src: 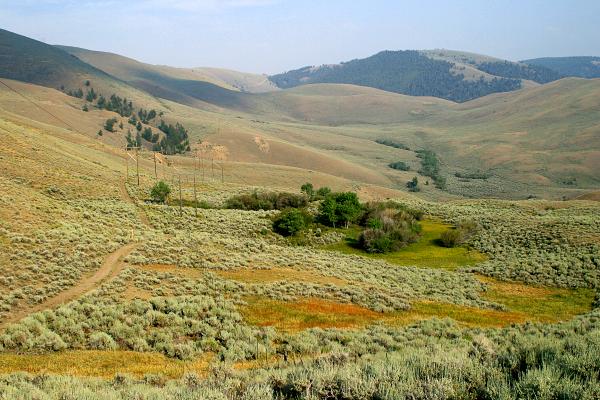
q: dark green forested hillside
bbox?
[522,56,600,78]
[269,50,522,102]
[477,60,563,83]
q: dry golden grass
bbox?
[122,285,154,300]
[217,268,347,286]
[478,276,595,323]
[137,264,206,279]
[0,351,212,379]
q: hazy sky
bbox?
[1,0,599,74]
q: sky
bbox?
[1,0,599,74]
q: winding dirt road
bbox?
[0,243,138,329]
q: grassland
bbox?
[0,39,600,398]
[323,220,487,269]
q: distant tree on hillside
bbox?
[301,183,314,199]
[104,118,117,132]
[406,176,420,192]
[150,181,171,203]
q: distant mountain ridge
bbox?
[269,50,567,102]
[522,56,600,79]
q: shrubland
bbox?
[1,172,599,399]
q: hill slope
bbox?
[0,28,113,89]
[58,46,278,94]
[0,29,167,113]
[522,56,600,79]
[269,50,562,102]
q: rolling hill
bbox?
[58,46,279,94]
[523,56,600,79]
[269,50,562,102]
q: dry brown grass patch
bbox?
[138,264,205,279]
[218,268,347,285]
[0,351,212,379]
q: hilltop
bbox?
[269,49,562,102]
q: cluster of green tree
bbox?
[477,61,562,84]
[272,208,313,236]
[358,202,423,253]
[375,139,410,150]
[439,220,479,248]
[153,121,191,155]
[522,56,600,79]
[126,130,142,148]
[141,127,159,143]
[85,88,97,102]
[455,170,491,180]
[97,94,134,117]
[65,88,83,98]
[300,183,332,201]
[269,50,522,102]
[103,117,118,132]
[406,176,420,192]
[388,161,410,171]
[225,191,308,211]
[317,192,363,229]
[415,149,446,189]
[137,108,158,124]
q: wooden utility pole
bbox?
[153,152,157,180]
[201,152,205,182]
[178,175,182,216]
[220,164,224,183]
[125,147,129,183]
[193,155,198,216]
[135,147,140,186]
[211,154,215,179]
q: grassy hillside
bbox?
[0,29,161,111]
[58,46,278,101]
[523,56,600,78]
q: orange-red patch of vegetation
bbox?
[241,297,385,332]
[242,277,595,331]
[0,351,212,379]
[218,268,347,286]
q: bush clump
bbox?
[389,161,410,171]
[440,220,479,248]
[225,191,307,211]
[272,208,312,236]
[150,181,171,204]
[358,202,422,253]
[317,192,362,228]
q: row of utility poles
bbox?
[124,145,226,216]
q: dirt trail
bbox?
[0,243,138,329]
[119,180,151,227]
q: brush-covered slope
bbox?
[522,56,600,79]
[421,78,600,193]
[269,50,563,102]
